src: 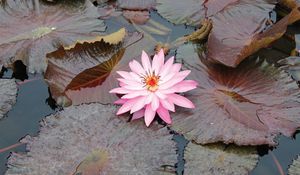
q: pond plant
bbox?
[1,0,300,174]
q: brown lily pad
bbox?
[0,79,17,119]
[0,0,106,73]
[5,103,177,175]
[171,44,300,146]
[157,0,300,67]
[206,0,297,67]
[185,142,258,175]
[45,30,156,106]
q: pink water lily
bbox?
[110,49,198,127]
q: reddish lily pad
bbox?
[5,104,177,174]
[0,79,17,119]
[156,0,300,67]
[117,0,154,24]
[45,31,156,106]
[172,44,300,146]
[206,0,297,67]
[122,10,150,24]
[0,0,106,73]
[185,142,258,175]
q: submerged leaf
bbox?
[0,0,106,73]
[185,143,258,175]
[289,155,300,175]
[172,44,300,146]
[6,104,177,174]
[45,31,156,106]
[0,79,17,119]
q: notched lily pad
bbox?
[45,30,156,106]
[289,155,300,175]
[185,142,258,175]
[0,0,106,73]
[172,44,300,146]
[6,103,177,175]
[0,79,17,119]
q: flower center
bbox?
[143,74,160,92]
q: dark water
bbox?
[0,9,300,175]
[0,71,56,174]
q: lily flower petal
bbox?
[145,104,156,127]
[157,106,172,124]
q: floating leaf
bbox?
[171,44,300,146]
[206,0,298,67]
[0,0,106,73]
[6,104,177,174]
[289,155,300,175]
[185,142,258,175]
[0,79,17,119]
[45,31,156,106]
[122,10,150,24]
[156,0,205,26]
[156,0,300,67]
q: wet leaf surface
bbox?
[185,142,258,175]
[45,30,156,105]
[0,79,17,119]
[156,0,205,26]
[289,155,300,175]
[0,0,106,73]
[6,103,177,175]
[156,0,300,67]
[206,1,300,67]
[171,44,300,146]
